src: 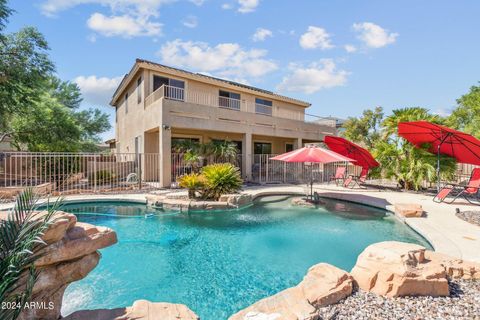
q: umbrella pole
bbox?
[310,165,313,200]
[437,145,440,192]
[436,134,450,192]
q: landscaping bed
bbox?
[318,279,480,320]
[456,210,480,227]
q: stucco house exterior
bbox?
[110,59,336,187]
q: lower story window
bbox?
[285,143,294,152]
[254,142,272,154]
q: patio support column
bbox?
[159,126,172,188]
[294,138,303,149]
[242,132,252,181]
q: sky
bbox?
[6,0,480,140]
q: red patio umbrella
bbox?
[270,145,355,198]
[398,120,480,190]
[324,136,380,170]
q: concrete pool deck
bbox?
[1,184,479,262]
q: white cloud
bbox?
[252,28,272,42]
[41,0,174,16]
[353,22,398,48]
[221,3,233,9]
[189,0,205,5]
[432,107,453,117]
[74,75,123,106]
[158,39,277,80]
[182,15,198,28]
[277,60,348,94]
[299,26,333,50]
[238,0,259,13]
[41,0,172,38]
[87,13,162,37]
[344,44,357,53]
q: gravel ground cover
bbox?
[318,280,480,320]
[456,210,480,227]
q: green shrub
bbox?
[200,163,243,200]
[178,173,205,199]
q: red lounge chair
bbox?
[434,168,480,204]
[329,166,346,186]
[344,168,369,188]
[343,176,353,188]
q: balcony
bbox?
[145,84,336,127]
[146,85,274,115]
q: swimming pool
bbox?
[60,196,431,319]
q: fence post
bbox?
[258,155,262,183]
[266,155,269,184]
[93,155,97,192]
[138,153,142,190]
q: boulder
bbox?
[394,203,423,218]
[63,300,199,320]
[32,252,101,295]
[351,241,449,297]
[35,222,117,267]
[301,263,354,308]
[229,263,353,320]
[20,253,100,320]
[2,210,119,320]
[425,251,480,280]
[219,194,253,208]
[41,211,77,244]
[33,182,55,196]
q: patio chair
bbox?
[329,166,346,186]
[433,168,480,204]
[344,168,369,189]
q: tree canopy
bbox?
[447,84,480,139]
[341,107,457,190]
[0,0,110,151]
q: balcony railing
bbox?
[165,85,185,101]
[145,84,336,127]
[218,96,241,110]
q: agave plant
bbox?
[200,163,243,200]
[0,189,60,320]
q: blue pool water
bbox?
[61,196,431,319]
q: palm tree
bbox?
[171,139,200,154]
[375,107,456,190]
[0,189,60,320]
[206,140,238,163]
[382,107,441,137]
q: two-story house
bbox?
[110,59,336,187]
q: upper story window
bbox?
[153,75,185,101]
[219,90,241,110]
[137,77,142,103]
[255,98,273,116]
[125,93,128,114]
